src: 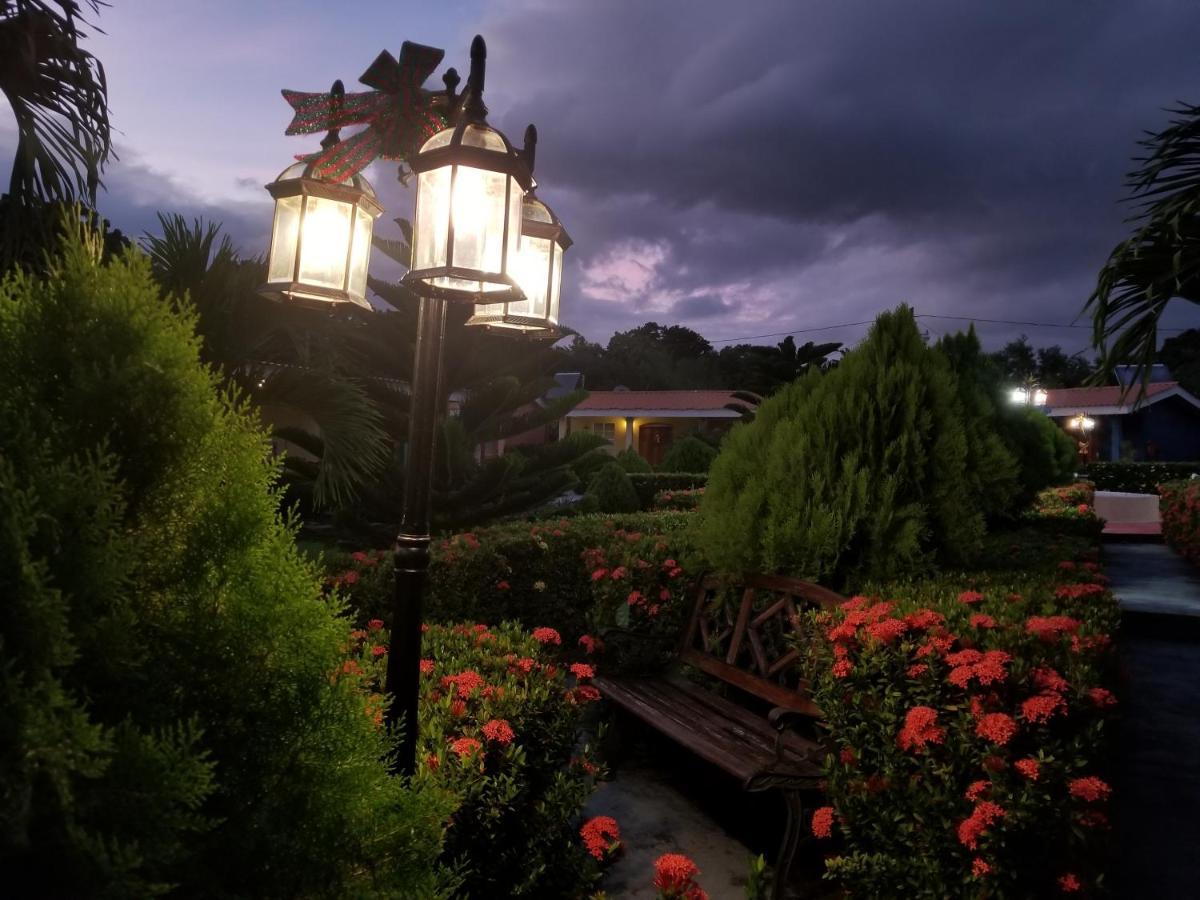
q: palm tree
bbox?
[0,1,112,268]
[143,214,392,511]
[1086,103,1200,385]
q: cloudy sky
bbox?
[2,0,1199,354]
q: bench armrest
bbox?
[767,707,826,768]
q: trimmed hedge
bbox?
[328,511,697,647]
[1085,462,1200,494]
[628,472,708,509]
[1160,479,1200,568]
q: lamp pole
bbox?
[386,292,448,774]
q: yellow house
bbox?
[565,389,759,466]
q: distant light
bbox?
[1009,387,1028,405]
[1032,389,1047,406]
[1068,414,1095,432]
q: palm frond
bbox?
[1086,103,1200,386]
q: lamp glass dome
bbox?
[404,120,532,303]
[466,194,572,335]
[259,161,382,310]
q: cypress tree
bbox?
[699,306,983,586]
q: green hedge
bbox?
[628,472,708,509]
[329,511,696,647]
[1084,462,1200,494]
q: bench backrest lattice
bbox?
[680,573,845,717]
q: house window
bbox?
[590,422,616,443]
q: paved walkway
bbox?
[1110,541,1200,898]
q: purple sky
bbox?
[2,0,1199,355]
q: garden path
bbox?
[1109,541,1200,898]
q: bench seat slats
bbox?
[593,673,823,787]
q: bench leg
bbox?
[773,790,803,900]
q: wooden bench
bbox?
[593,573,845,899]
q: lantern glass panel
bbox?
[461,124,507,150]
[415,166,451,273]
[347,205,373,301]
[512,232,552,318]
[268,195,302,283]
[297,195,353,289]
[548,242,563,324]
[444,165,508,282]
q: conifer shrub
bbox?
[587,461,643,512]
[934,329,1020,520]
[615,445,654,473]
[657,435,718,473]
[0,231,446,897]
[698,306,982,588]
[998,408,1079,502]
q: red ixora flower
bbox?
[368,618,385,631]
[419,658,435,676]
[1088,687,1117,708]
[965,780,989,802]
[958,590,985,605]
[832,659,853,679]
[580,815,621,861]
[1068,776,1112,803]
[975,713,1018,746]
[342,570,359,585]
[1058,873,1082,892]
[957,801,1006,850]
[496,580,510,590]
[654,854,705,897]
[1025,615,1082,642]
[1021,691,1068,724]
[1032,667,1070,694]
[532,627,562,645]
[811,806,835,838]
[481,718,515,744]
[897,706,945,753]
[449,736,482,758]
[579,634,599,654]
[969,613,997,629]
[570,662,596,681]
[907,663,929,678]
[1014,759,1040,781]
[972,858,991,878]
[371,644,387,658]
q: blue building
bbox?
[1043,382,1200,462]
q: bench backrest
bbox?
[679,573,845,717]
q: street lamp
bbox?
[1068,413,1096,432]
[1009,386,1047,406]
[264,37,562,775]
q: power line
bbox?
[707,313,1195,345]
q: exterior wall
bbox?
[566,415,734,459]
[1050,397,1200,462]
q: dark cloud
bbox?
[474,0,1200,350]
[670,293,733,320]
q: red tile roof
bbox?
[573,390,757,413]
[1043,382,1178,410]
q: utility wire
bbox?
[707,313,1195,345]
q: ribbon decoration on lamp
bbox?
[281,41,447,181]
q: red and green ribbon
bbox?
[282,40,446,181]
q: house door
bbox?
[638,425,673,467]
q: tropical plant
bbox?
[1087,103,1200,385]
[0,0,113,269]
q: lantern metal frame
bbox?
[259,157,384,310]
[402,40,534,305]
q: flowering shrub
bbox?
[808,528,1119,897]
[1160,479,1200,567]
[346,620,607,896]
[653,486,705,511]
[326,512,695,667]
[628,472,708,508]
[1087,461,1200,494]
[1022,482,1103,539]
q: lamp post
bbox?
[1008,385,1047,407]
[261,35,567,774]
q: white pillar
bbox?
[624,416,634,450]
